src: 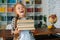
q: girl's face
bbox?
[15,4,26,18]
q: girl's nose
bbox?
[20,8,23,10]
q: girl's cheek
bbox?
[17,10,20,13]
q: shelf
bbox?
[27,13,34,16]
[35,4,42,8]
[7,3,16,5]
[0,13,7,16]
[0,3,7,5]
[27,12,34,13]
[0,21,7,25]
[7,21,12,24]
[7,13,16,16]
[7,12,34,13]
[35,12,43,14]
[7,12,34,14]
[7,12,35,16]
[26,4,34,8]
[0,12,7,13]
[27,12,43,16]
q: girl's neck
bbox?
[20,16,26,18]
[18,16,26,19]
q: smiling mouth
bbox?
[20,11,24,13]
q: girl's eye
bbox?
[18,8,20,9]
[22,7,24,8]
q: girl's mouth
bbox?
[20,11,24,13]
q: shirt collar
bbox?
[18,17,26,20]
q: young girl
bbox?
[7,3,35,40]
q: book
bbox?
[7,0,16,3]
[7,7,13,12]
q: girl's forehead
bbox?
[16,4,24,7]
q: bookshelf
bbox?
[0,0,47,29]
[7,0,35,24]
[0,0,35,29]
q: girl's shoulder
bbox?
[6,18,16,30]
[6,24,12,30]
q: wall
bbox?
[42,0,60,28]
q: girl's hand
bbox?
[13,28,21,35]
[13,28,21,38]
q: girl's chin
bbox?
[20,12,24,14]
[19,15,25,18]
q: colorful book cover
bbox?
[7,0,16,3]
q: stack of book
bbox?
[7,7,13,12]
[2,16,6,21]
[0,7,5,12]
[27,8,33,12]
[35,0,41,4]
[17,20,35,30]
[35,8,42,12]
